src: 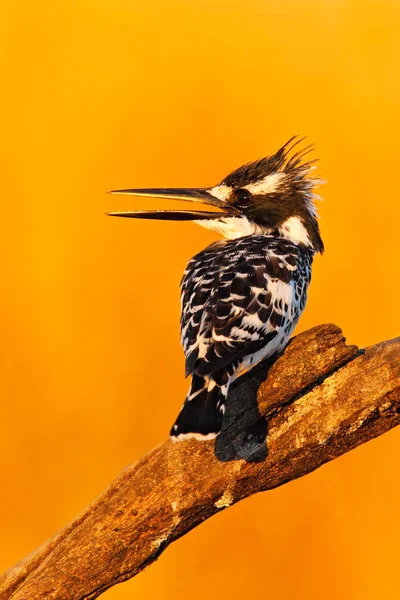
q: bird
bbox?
[108,136,324,441]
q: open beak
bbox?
[107,188,238,221]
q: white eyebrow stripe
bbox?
[207,184,232,201]
[244,172,285,195]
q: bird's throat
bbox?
[193,216,269,240]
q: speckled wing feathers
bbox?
[180,236,313,379]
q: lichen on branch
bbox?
[1,324,399,600]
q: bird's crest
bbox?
[220,135,324,216]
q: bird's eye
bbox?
[236,188,252,208]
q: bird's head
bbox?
[108,137,324,254]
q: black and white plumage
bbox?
[176,237,313,439]
[108,136,324,441]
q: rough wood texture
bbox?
[2,324,400,600]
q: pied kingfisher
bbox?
[109,137,324,441]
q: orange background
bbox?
[1,1,400,598]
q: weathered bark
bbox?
[1,324,399,600]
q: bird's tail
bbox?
[170,374,228,441]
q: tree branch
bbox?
[1,324,400,600]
